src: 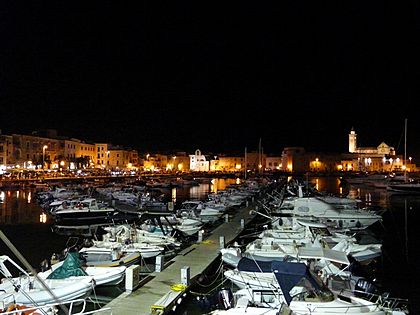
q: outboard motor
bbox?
[354,278,380,300]
[216,287,234,310]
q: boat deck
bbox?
[102,201,257,315]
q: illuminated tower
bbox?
[349,127,357,153]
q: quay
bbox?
[102,199,261,315]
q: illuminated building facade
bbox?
[0,133,13,167]
[189,149,209,172]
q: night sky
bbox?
[1,2,419,157]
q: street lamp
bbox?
[42,145,48,169]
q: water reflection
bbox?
[0,188,46,225]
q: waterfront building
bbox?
[63,138,96,169]
[171,152,189,172]
[0,130,139,172]
[11,132,60,169]
[189,149,209,172]
[341,128,403,172]
[210,155,244,172]
[281,147,308,173]
[0,133,13,167]
[142,154,169,172]
[95,143,110,169]
[107,146,138,171]
[264,156,282,171]
[0,127,416,175]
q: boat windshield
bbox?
[290,271,334,302]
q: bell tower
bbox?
[349,127,357,153]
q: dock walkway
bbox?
[102,201,258,315]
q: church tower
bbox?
[349,127,357,153]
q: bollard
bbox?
[241,218,245,228]
[197,230,204,243]
[155,255,164,272]
[181,266,190,286]
[125,264,140,292]
[225,214,229,222]
[219,236,225,249]
[246,200,249,207]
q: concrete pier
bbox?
[102,201,257,315]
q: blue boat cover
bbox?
[236,257,273,272]
[271,261,321,305]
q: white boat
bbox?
[78,246,141,267]
[386,119,420,194]
[90,238,164,259]
[53,198,116,222]
[102,224,181,248]
[0,255,94,306]
[211,261,403,315]
[387,180,420,194]
[223,247,350,290]
[275,195,382,229]
[42,252,126,287]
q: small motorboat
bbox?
[78,245,141,267]
[43,252,127,287]
[0,255,94,306]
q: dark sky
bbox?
[1,2,419,157]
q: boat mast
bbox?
[404,118,407,182]
[258,137,262,175]
[244,147,247,180]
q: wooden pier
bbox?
[102,201,258,315]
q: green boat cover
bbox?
[46,251,88,279]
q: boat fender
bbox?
[170,284,187,292]
[6,304,35,315]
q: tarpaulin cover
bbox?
[272,261,320,305]
[46,252,88,279]
[236,257,273,272]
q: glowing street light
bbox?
[42,145,48,169]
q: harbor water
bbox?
[0,176,418,314]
